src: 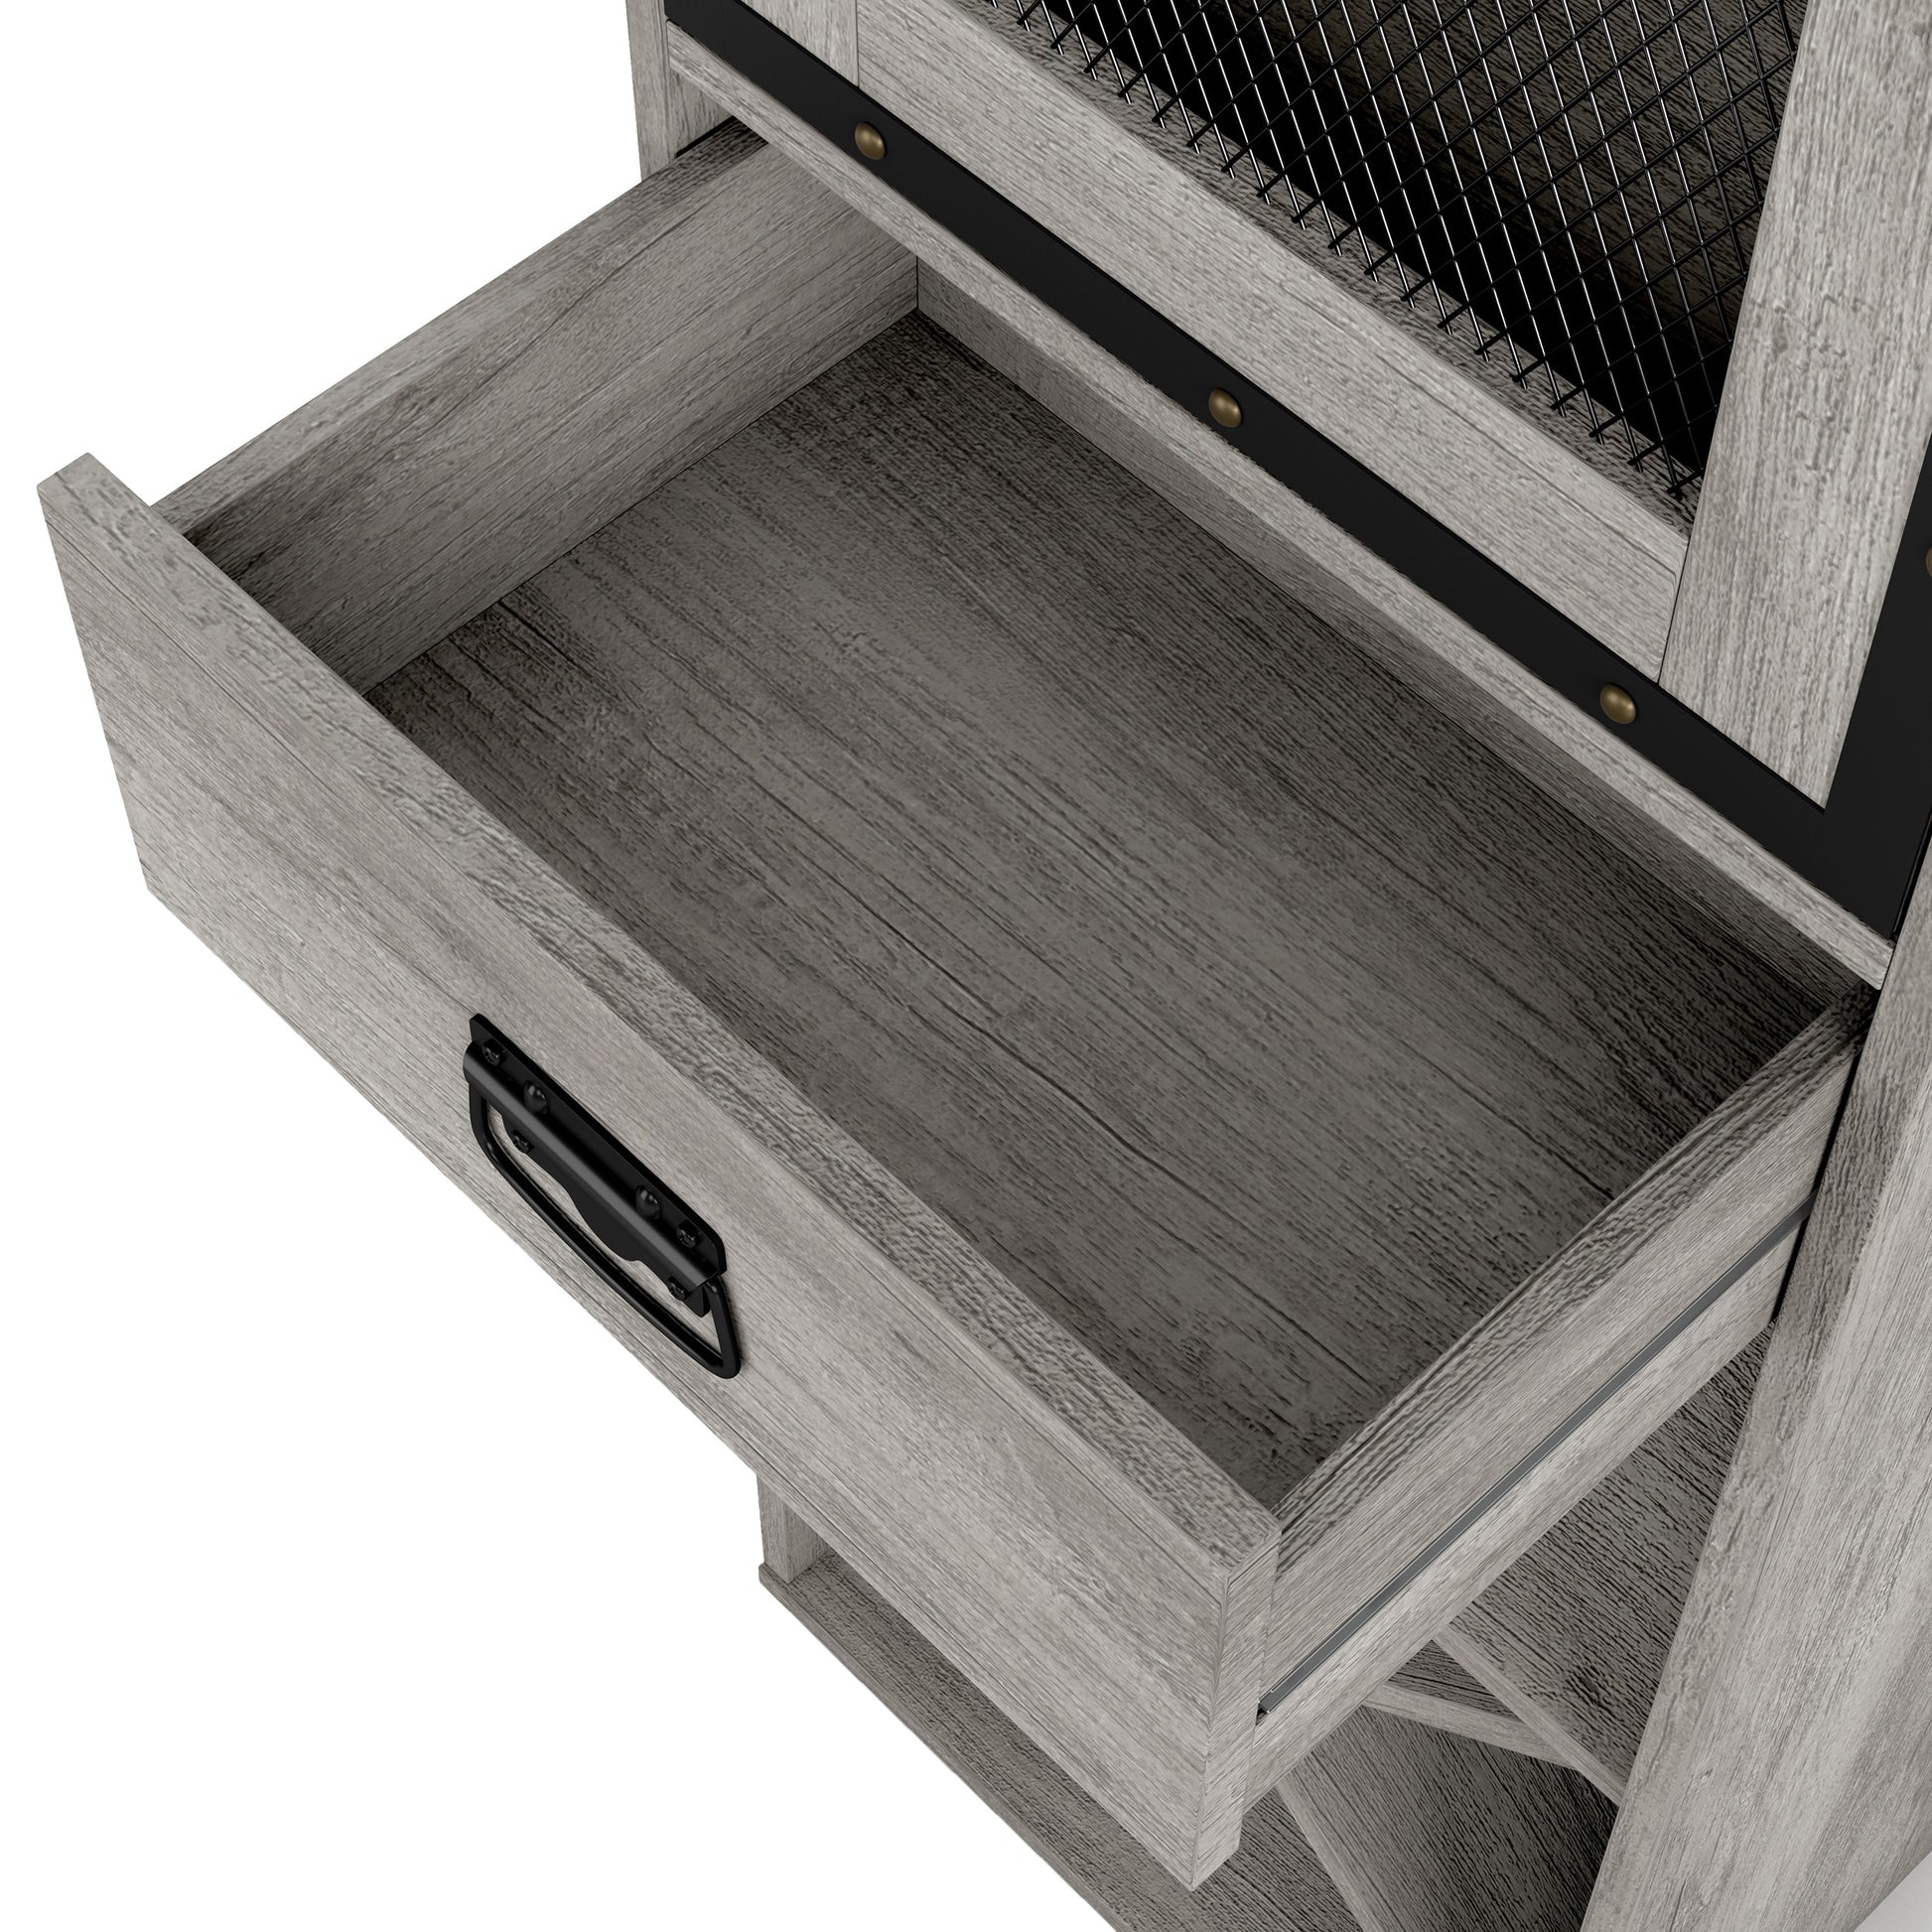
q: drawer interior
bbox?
[348,303,1822,1510]
[53,130,1866,1881]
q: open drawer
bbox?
[43,125,1865,1891]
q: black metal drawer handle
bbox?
[463,1017,742,1378]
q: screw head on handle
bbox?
[854,121,887,162]
[523,1082,549,1114]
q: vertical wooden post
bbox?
[626,0,729,177]
[758,1477,831,1584]
[1586,871,1932,1931]
[1655,0,1932,803]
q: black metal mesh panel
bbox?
[992,0,1807,498]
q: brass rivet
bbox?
[1924,543,1932,579]
[1599,683,1639,727]
[854,121,887,162]
[1207,387,1243,430]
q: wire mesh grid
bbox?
[993,0,1807,497]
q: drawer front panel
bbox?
[44,457,1283,1889]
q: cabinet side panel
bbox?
[1587,867,1932,1929]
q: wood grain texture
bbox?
[1585,881,1932,1928]
[1279,1708,1616,1932]
[1365,1645,1566,1764]
[852,0,1689,673]
[758,1476,831,1583]
[371,315,1822,1524]
[1441,1336,1767,1799]
[41,456,1283,1890]
[913,269,1885,996]
[1255,995,1864,1767]
[626,0,730,174]
[667,28,1889,991]
[743,0,857,76]
[1658,0,1932,802]
[764,1549,1360,1932]
[159,132,913,692]
[1246,1224,1798,1797]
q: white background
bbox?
[4,3,1928,1926]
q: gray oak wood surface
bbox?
[1246,1221,1797,1798]
[911,268,1883,995]
[764,1549,1361,1932]
[372,314,1823,1521]
[359,312,1861,1784]
[1584,874,1932,1928]
[851,0,1689,674]
[40,169,1892,1902]
[626,0,730,174]
[1442,1336,1767,1799]
[1366,1645,1564,1764]
[758,1477,831,1583]
[41,455,1283,1890]
[159,131,912,692]
[1253,995,1863,1777]
[1279,1708,1616,1932]
[1658,0,1932,802]
[667,29,1888,991]
[743,0,857,76]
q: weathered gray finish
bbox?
[849,0,1688,675]
[758,1477,831,1584]
[1246,1224,1796,1798]
[1658,0,1932,803]
[1279,1708,1616,1932]
[667,28,1886,992]
[367,318,1865,1789]
[1366,1645,1563,1764]
[764,1550,1360,1932]
[1586,879,1932,1929]
[743,0,856,76]
[1442,1338,1766,1798]
[1252,997,1863,1779]
[911,267,1885,997]
[159,132,913,692]
[40,455,1283,1891]
[374,315,1824,1521]
[39,149,1897,1905]
[625,0,730,174]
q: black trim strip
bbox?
[1253,1200,1811,1721]
[667,0,1932,944]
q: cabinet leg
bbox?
[1587,875,1932,1932]
[625,0,728,178]
[758,1475,832,1584]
